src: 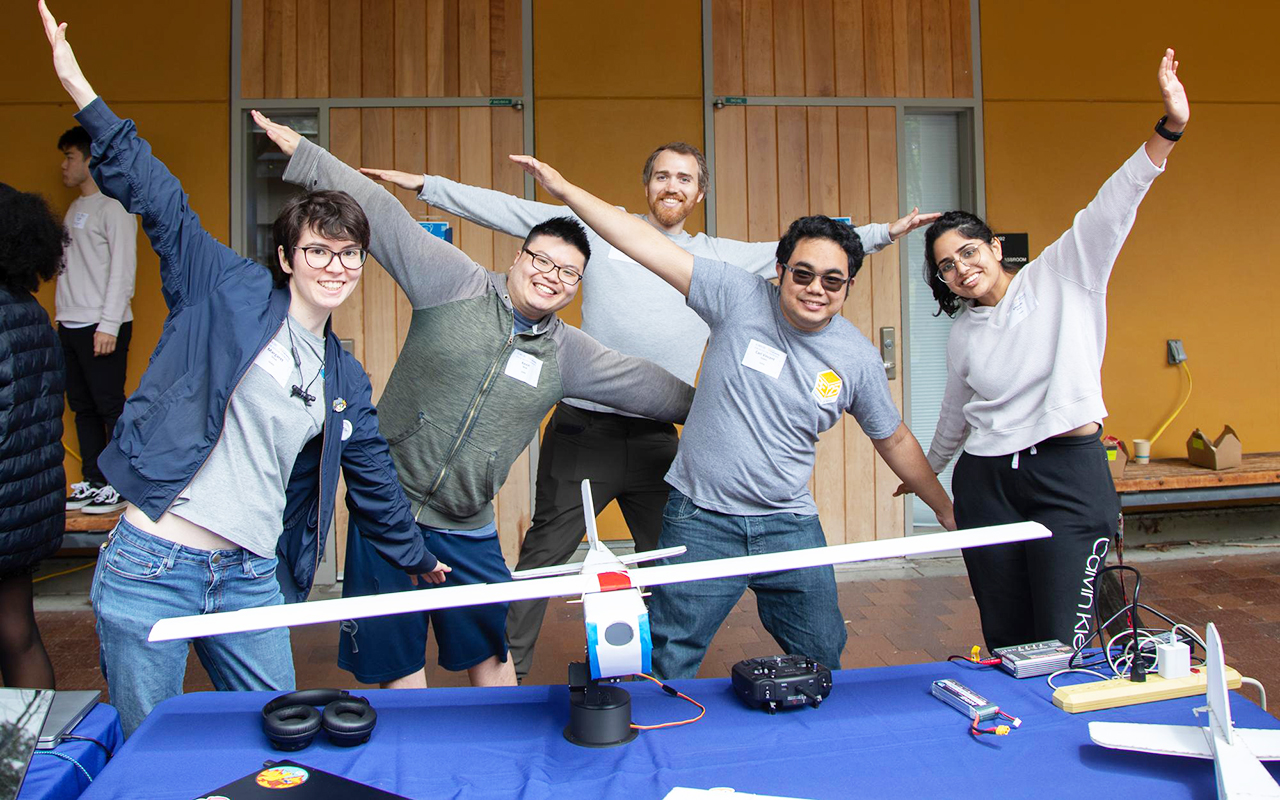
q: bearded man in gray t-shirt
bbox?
[513,154,957,678]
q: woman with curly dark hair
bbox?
[0,181,70,688]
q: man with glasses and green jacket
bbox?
[255,114,695,688]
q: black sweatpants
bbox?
[58,322,131,486]
[506,403,678,680]
[953,432,1118,653]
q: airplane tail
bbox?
[1205,623,1234,744]
[581,479,603,553]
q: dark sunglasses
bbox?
[779,263,852,292]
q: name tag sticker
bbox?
[505,349,543,388]
[254,339,294,388]
[72,212,89,230]
[608,245,640,266]
[741,339,787,379]
[1006,291,1037,329]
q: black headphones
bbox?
[261,689,377,751]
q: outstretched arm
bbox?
[512,155,695,296]
[255,111,490,309]
[38,1,95,109]
[1145,49,1188,166]
[360,168,574,240]
[40,0,257,310]
[874,423,956,531]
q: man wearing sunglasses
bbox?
[513,154,955,679]
[254,115,696,690]
[359,143,935,681]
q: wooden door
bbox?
[711,0,974,544]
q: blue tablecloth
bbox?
[78,662,1280,799]
[20,704,123,800]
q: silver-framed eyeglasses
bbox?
[294,245,368,270]
[523,248,583,286]
[936,243,986,283]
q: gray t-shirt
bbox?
[666,257,902,517]
[171,316,326,556]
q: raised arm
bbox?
[255,112,489,309]
[512,155,695,295]
[360,168,573,239]
[40,0,256,311]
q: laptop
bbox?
[37,690,101,749]
[194,761,410,799]
[0,688,55,800]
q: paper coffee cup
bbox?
[1132,439,1151,465]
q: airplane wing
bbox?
[1236,729,1280,762]
[1216,740,1280,799]
[1089,721,1214,759]
[148,521,1049,643]
[512,547,688,580]
[148,572,600,642]
[627,523,1050,588]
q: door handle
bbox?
[880,327,897,380]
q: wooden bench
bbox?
[1113,452,1280,512]
[60,509,122,554]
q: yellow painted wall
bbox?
[533,0,704,537]
[980,0,1280,458]
[0,1,230,483]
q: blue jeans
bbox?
[648,490,847,679]
[91,517,295,736]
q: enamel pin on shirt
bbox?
[332,398,346,413]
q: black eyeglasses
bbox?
[293,245,368,270]
[523,248,583,286]
[779,263,851,292]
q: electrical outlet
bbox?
[1167,339,1187,365]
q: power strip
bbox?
[1053,666,1242,713]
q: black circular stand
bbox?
[563,663,638,748]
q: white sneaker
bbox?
[82,484,126,515]
[66,481,102,511]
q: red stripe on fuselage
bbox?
[596,572,632,592]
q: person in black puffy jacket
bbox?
[0,182,69,689]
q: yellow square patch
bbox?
[812,369,842,404]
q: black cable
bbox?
[58,733,113,761]
[1069,564,1142,672]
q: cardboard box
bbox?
[1186,426,1242,471]
[1102,436,1129,479]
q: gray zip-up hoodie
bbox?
[284,140,694,530]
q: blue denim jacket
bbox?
[76,99,436,600]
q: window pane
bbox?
[904,113,964,531]
[244,112,320,268]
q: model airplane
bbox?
[1089,623,1280,799]
[150,481,1049,681]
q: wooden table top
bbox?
[65,509,122,532]
[1113,452,1280,493]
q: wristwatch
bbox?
[1154,115,1184,142]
